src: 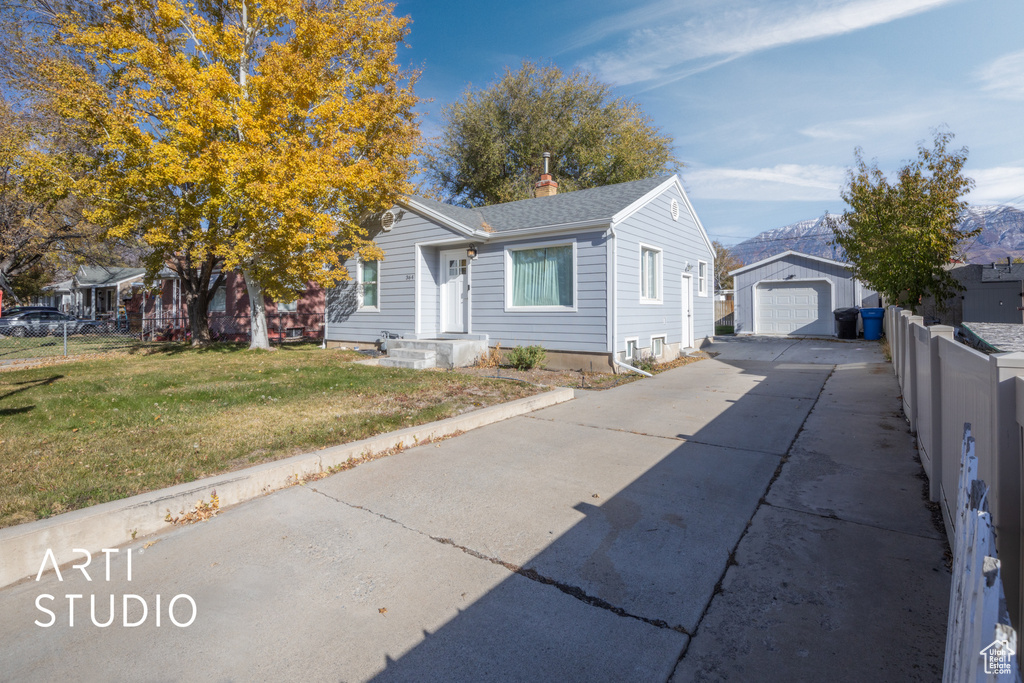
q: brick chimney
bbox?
[534,151,558,198]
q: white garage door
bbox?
[756,281,832,335]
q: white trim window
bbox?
[358,259,380,311]
[651,335,665,358]
[698,261,708,296]
[640,244,663,303]
[278,299,298,313]
[625,337,639,361]
[505,241,577,312]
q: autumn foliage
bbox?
[3,0,419,346]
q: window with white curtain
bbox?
[640,245,662,302]
[505,242,575,311]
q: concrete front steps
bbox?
[379,338,489,370]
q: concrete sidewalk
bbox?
[0,338,949,682]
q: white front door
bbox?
[441,250,468,333]
[681,273,693,348]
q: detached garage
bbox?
[730,250,876,336]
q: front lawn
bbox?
[0,344,545,528]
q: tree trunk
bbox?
[172,254,221,347]
[243,268,270,350]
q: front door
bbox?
[441,250,468,333]
[681,273,693,348]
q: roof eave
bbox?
[399,197,486,238]
[730,249,851,276]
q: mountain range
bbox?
[729,205,1024,266]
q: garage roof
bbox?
[729,250,851,277]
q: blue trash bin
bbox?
[860,307,884,341]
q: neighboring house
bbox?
[920,261,1024,327]
[326,174,716,371]
[143,269,325,341]
[730,250,877,336]
[32,266,146,318]
[31,278,73,312]
[30,266,148,319]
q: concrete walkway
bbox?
[0,337,949,682]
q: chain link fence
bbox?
[0,312,325,364]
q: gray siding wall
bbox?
[733,254,858,334]
[326,209,609,351]
[326,208,459,342]
[614,185,715,354]
[469,231,609,352]
[964,282,1023,324]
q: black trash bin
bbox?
[834,307,860,340]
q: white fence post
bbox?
[944,424,1022,683]
[929,325,955,503]
[990,353,1024,633]
[906,315,924,433]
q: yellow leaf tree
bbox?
[0,98,111,304]
[4,0,418,347]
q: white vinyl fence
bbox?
[945,424,1020,682]
[887,307,1024,678]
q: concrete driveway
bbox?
[0,337,948,682]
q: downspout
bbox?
[614,358,653,377]
[607,225,618,366]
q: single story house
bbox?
[730,250,877,336]
[30,266,146,319]
[326,174,716,371]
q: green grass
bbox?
[0,344,545,528]
[715,325,735,335]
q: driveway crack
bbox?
[666,364,837,680]
[306,486,690,636]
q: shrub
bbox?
[633,354,656,374]
[475,342,502,368]
[506,345,546,370]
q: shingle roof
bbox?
[406,175,674,233]
[76,266,146,287]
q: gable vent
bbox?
[670,199,680,221]
[380,210,396,232]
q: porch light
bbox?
[467,244,478,260]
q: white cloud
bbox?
[684,164,846,201]
[976,50,1024,101]
[578,0,963,87]
[969,167,1024,205]
[799,111,939,142]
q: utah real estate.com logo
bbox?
[981,637,1016,676]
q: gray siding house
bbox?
[731,250,877,336]
[326,175,715,370]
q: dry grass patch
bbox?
[0,344,544,527]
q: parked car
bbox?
[0,310,106,337]
[1,306,60,317]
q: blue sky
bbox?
[394,0,1024,245]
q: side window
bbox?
[698,261,708,296]
[652,336,665,358]
[640,245,663,302]
[360,260,379,310]
[625,338,639,361]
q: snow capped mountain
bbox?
[729,205,1024,266]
